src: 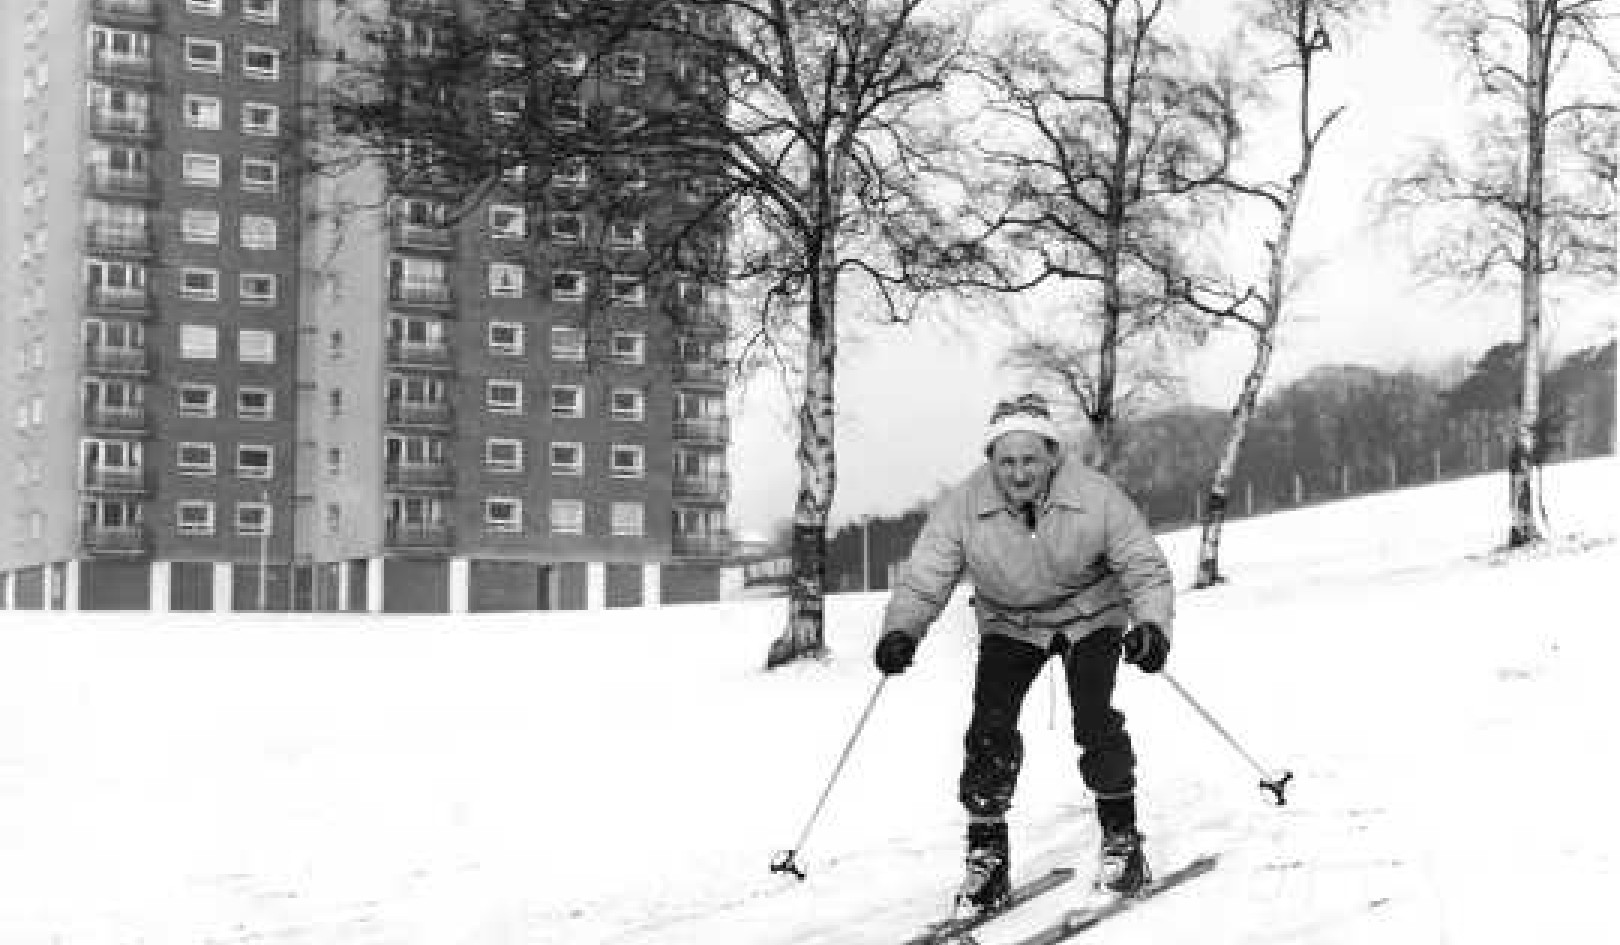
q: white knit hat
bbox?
[983,394,1062,456]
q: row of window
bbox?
[182,94,284,136]
[176,500,273,537]
[393,256,650,305]
[468,203,646,247]
[473,439,646,476]
[178,210,280,249]
[178,0,281,24]
[173,442,276,478]
[87,85,283,138]
[178,35,285,81]
[386,497,649,538]
[87,147,280,192]
[481,381,646,420]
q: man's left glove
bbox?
[873,630,918,675]
[1121,622,1170,673]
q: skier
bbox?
[872,393,1175,909]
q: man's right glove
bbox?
[1121,622,1170,673]
[873,630,918,675]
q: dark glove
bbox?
[1121,622,1170,673]
[874,631,918,675]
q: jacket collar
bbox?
[971,453,1092,518]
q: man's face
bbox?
[990,431,1057,510]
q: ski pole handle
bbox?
[1162,671,1292,805]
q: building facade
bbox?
[0,0,736,613]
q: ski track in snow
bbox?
[0,457,1615,945]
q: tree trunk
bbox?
[1509,0,1548,548]
[766,252,838,669]
[1195,329,1274,587]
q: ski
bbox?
[1005,855,1218,945]
[902,866,1077,945]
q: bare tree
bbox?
[1181,0,1371,588]
[318,0,972,667]
[966,0,1240,469]
[1383,0,1617,548]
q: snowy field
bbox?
[1,456,1616,945]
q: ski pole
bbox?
[1161,671,1293,806]
[771,675,889,880]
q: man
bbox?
[872,393,1174,908]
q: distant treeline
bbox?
[810,340,1616,593]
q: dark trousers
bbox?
[959,629,1136,820]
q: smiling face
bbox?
[989,431,1058,512]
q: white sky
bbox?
[729,0,1618,536]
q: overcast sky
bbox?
[727,0,1617,537]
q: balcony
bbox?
[386,400,454,428]
[85,224,153,257]
[91,50,157,84]
[389,282,456,310]
[386,339,455,370]
[84,344,151,376]
[386,521,454,552]
[385,462,456,490]
[673,530,733,558]
[673,360,729,386]
[674,416,730,445]
[88,108,156,141]
[86,284,153,317]
[673,472,731,502]
[82,466,151,494]
[391,220,456,254]
[92,0,159,27]
[88,166,156,201]
[83,403,150,435]
[81,523,151,556]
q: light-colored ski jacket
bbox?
[880,457,1174,650]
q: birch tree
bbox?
[320,0,971,667]
[966,0,1240,470]
[1383,0,1617,548]
[1181,0,1369,588]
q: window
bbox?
[488,321,524,355]
[607,219,644,250]
[554,96,585,128]
[550,325,585,361]
[184,94,221,130]
[179,324,218,360]
[488,90,524,123]
[241,158,278,192]
[550,499,585,535]
[243,46,280,80]
[610,444,645,478]
[178,384,217,418]
[484,437,523,472]
[550,442,583,475]
[242,103,279,136]
[326,447,343,476]
[486,379,523,414]
[185,0,223,14]
[239,273,276,304]
[610,106,645,134]
[610,502,645,537]
[550,212,583,243]
[552,157,588,188]
[328,388,343,418]
[550,385,583,419]
[240,215,277,250]
[181,210,220,245]
[554,46,588,75]
[552,270,586,301]
[176,442,215,475]
[489,205,526,239]
[325,503,341,534]
[237,387,272,419]
[238,329,276,363]
[488,263,524,298]
[177,501,215,536]
[613,159,648,193]
[243,0,280,24]
[610,332,645,364]
[610,388,645,421]
[236,502,271,536]
[612,52,646,85]
[609,274,646,307]
[236,445,272,479]
[182,152,221,187]
[484,498,523,533]
[185,37,222,73]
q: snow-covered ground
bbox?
[2,456,1616,945]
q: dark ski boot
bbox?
[958,820,1012,913]
[1098,826,1151,896]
